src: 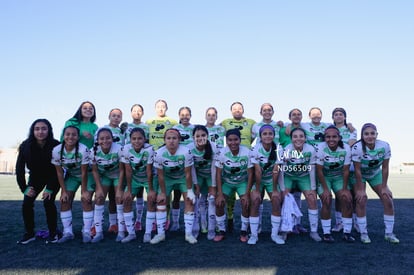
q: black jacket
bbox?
[16,139,60,193]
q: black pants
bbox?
[22,183,59,235]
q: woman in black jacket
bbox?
[16,119,60,244]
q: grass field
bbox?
[1,174,413,275]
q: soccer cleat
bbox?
[323,234,335,243]
[115,232,125,242]
[134,221,142,231]
[170,222,179,232]
[239,231,249,243]
[331,223,344,232]
[271,234,286,245]
[150,234,166,244]
[121,233,137,243]
[108,224,118,234]
[342,233,355,243]
[213,231,225,242]
[143,233,151,243]
[185,234,198,244]
[360,233,371,244]
[58,232,74,243]
[385,233,400,244]
[309,232,322,242]
[46,232,62,244]
[82,232,92,243]
[207,230,215,240]
[17,233,36,245]
[201,227,208,234]
[91,232,104,243]
[247,234,258,245]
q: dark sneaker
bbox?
[46,232,62,244]
[342,233,355,243]
[323,234,335,243]
[17,233,36,245]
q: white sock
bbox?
[60,210,73,235]
[94,205,105,233]
[335,211,342,225]
[116,204,125,233]
[135,198,144,223]
[83,211,94,234]
[216,214,226,232]
[184,212,195,235]
[109,213,117,226]
[271,215,281,236]
[249,216,259,236]
[145,211,156,234]
[208,195,216,232]
[156,211,167,235]
[357,216,368,234]
[124,211,135,235]
[321,219,331,234]
[342,217,352,233]
[241,215,249,232]
[384,214,395,234]
[308,209,319,233]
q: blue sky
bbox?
[1,1,413,166]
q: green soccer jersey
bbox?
[51,143,90,178]
[124,122,150,144]
[121,143,154,183]
[221,117,256,148]
[316,142,351,178]
[91,143,122,179]
[61,118,99,149]
[146,117,178,150]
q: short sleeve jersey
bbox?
[121,143,154,183]
[351,140,391,180]
[302,122,331,147]
[316,142,351,178]
[250,143,278,184]
[51,143,90,178]
[187,142,219,179]
[282,143,317,177]
[251,120,281,145]
[124,122,150,144]
[337,125,357,145]
[91,143,123,179]
[173,124,195,146]
[146,117,178,150]
[153,144,193,181]
[221,117,256,148]
[215,146,253,184]
[206,125,225,149]
[100,125,125,146]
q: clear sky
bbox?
[1,1,413,167]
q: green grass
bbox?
[1,174,414,274]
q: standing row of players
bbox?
[16,100,399,245]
